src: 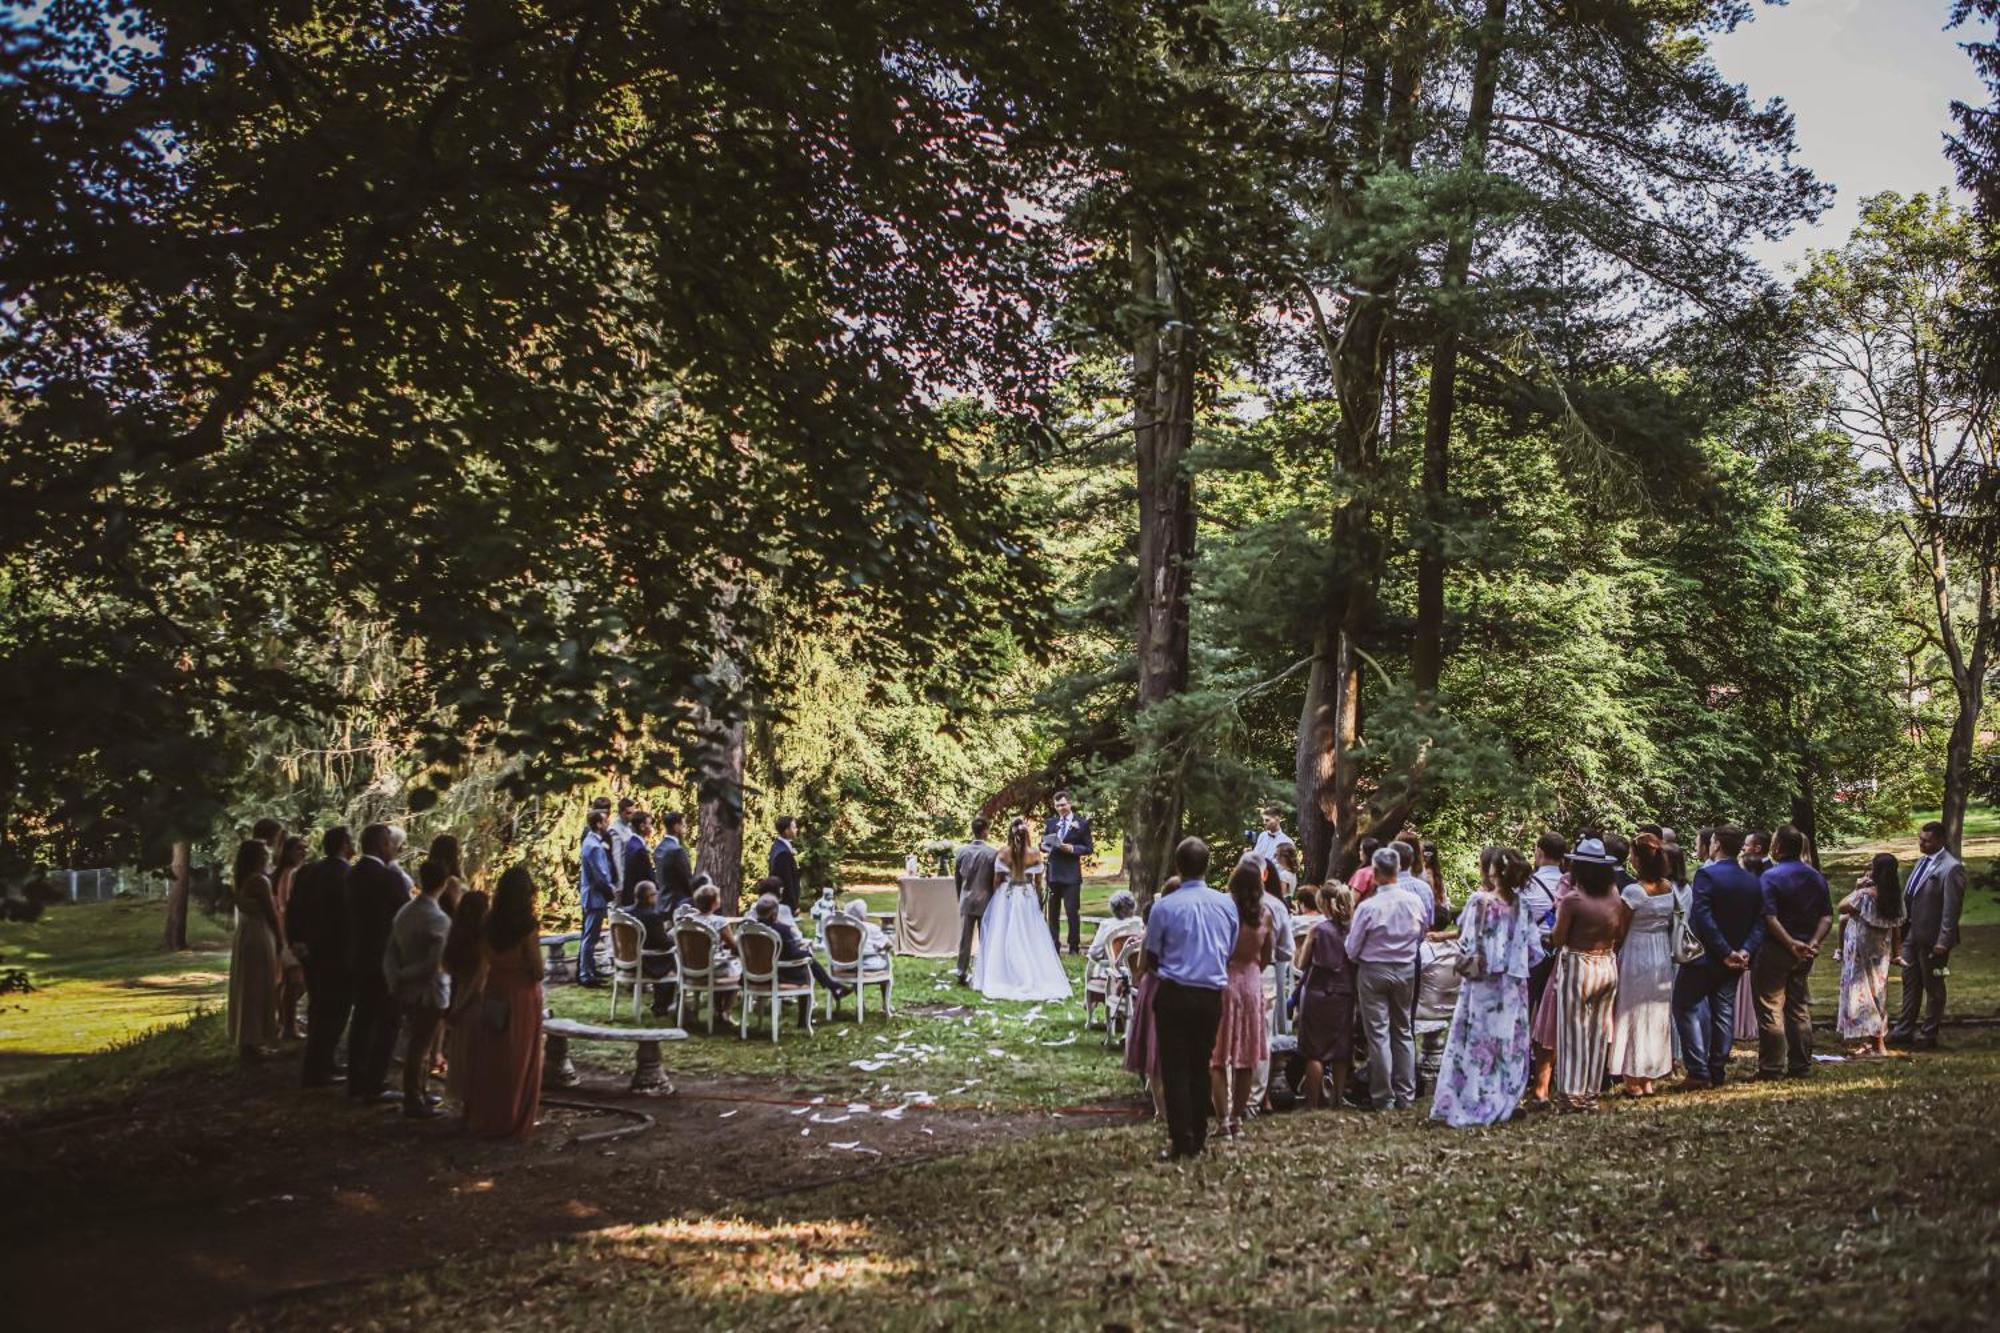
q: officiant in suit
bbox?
[954,817,1000,985]
[1042,790,1092,955]
[769,815,803,912]
[1891,820,1966,1050]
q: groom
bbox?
[1042,789,1092,955]
[953,816,999,986]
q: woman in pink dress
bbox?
[1209,855,1273,1139]
[459,865,546,1140]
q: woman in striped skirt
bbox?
[1548,839,1632,1113]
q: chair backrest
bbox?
[608,911,642,967]
[736,919,781,982]
[1106,928,1136,969]
[823,916,864,966]
[674,919,717,977]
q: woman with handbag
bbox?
[1610,833,1684,1097]
[1431,847,1544,1127]
[459,865,547,1140]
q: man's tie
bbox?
[1906,854,1933,906]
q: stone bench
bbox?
[539,931,583,982]
[542,1017,688,1094]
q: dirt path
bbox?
[0,1054,1141,1331]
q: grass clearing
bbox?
[248,1028,2000,1332]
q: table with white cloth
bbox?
[894,876,963,958]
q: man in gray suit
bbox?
[954,817,999,986]
[1891,820,1966,1050]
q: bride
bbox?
[973,816,1073,1003]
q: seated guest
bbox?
[686,882,740,978]
[1087,890,1145,963]
[751,890,851,999]
[630,882,678,1016]
[840,899,893,970]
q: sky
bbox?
[1708,0,1985,277]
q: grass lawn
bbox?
[0,896,231,1091]
[256,1027,2000,1331]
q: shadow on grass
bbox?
[0,1008,231,1116]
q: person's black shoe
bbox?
[832,984,853,1000]
[1912,1036,1939,1051]
[403,1102,441,1120]
[376,1089,406,1104]
[576,978,607,989]
[1886,1032,1914,1048]
[954,973,971,987]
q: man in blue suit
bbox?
[1042,789,1093,955]
[1670,825,1766,1089]
[577,808,615,987]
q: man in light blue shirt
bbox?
[577,809,615,987]
[1143,836,1238,1160]
[1347,847,1429,1108]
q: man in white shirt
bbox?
[1250,806,1295,869]
[384,858,452,1119]
[1523,831,1566,1018]
[1345,847,1430,1110]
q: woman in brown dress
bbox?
[227,839,283,1062]
[441,889,491,1108]
[1295,883,1357,1110]
[459,865,546,1140]
[270,834,309,1040]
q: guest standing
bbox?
[1251,806,1295,868]
[1345,847,1429,1110]
[1550,839,1630,1113]
[441,890,489,1107]
[1670,826,1764,1091]
[1890,820,1966,1050]
[385,858,453,1118]
[1124,877,1181,1121]
[227,840,283,1063]
[1346,837,1383,902]
[1250,865,1295,1110]
[271,834,309,1041]
[577,809,615,988]
[459,865,546,1139]
[1609,832,1681,1097]
[620,812,655,909]
[1143,839,1237,1161]
[1043,790,1093,955]
[1838,852,1900,1058]
[768,815,804,913]
[1295,884,1358,1112]
[424,834,468,917]
[1523,832,1566,1018]
[345,823,414,1103]
[651,811,695,914]
[1752,824,1833,1079]
[288,827,356,1088]
[1210,856,1274,1139]
[1432,848,1544,1127]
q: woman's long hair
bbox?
[232,839,270,905]
[486,865,539,950]
[444,890,491,978]
[1227,855,1265,925]
[426,833,463,882]
[1868,852,1903,922]
[1490,848,1530,902]
[1005,817,1031,881]
[1631,832,1672,889]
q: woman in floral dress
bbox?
[1837,852,1901,1058]
[1432,847,1545,1127]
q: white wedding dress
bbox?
[973,867,1072,1003]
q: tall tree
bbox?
[1798,193,1999,852]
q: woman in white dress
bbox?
[1609,832,1682,1096]
[973,817,1072,1003]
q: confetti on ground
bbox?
[809,1113,853,1125]
[717,1109,740,1119]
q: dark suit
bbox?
[620,834,653,908]
[769,838,802,912]
[1670,859,1767,1086]
[633,906,677,1014]
[953,839,999,979]
[772,916,838,992]
[652,835,694,913]
[287,855,353,1085]
[343,855,413,1099]
[1893,849,1967,1043]
[1042,813,1092,953]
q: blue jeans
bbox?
[1671,958,1740,1085]
[579,906,607,983]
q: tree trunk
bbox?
[1126,231,1197,908]
[1938,551,1996,856]
[1414,0,1506,697]
[696,717,746,913]
[1294,640,1340,884]
[162,839,191,951]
